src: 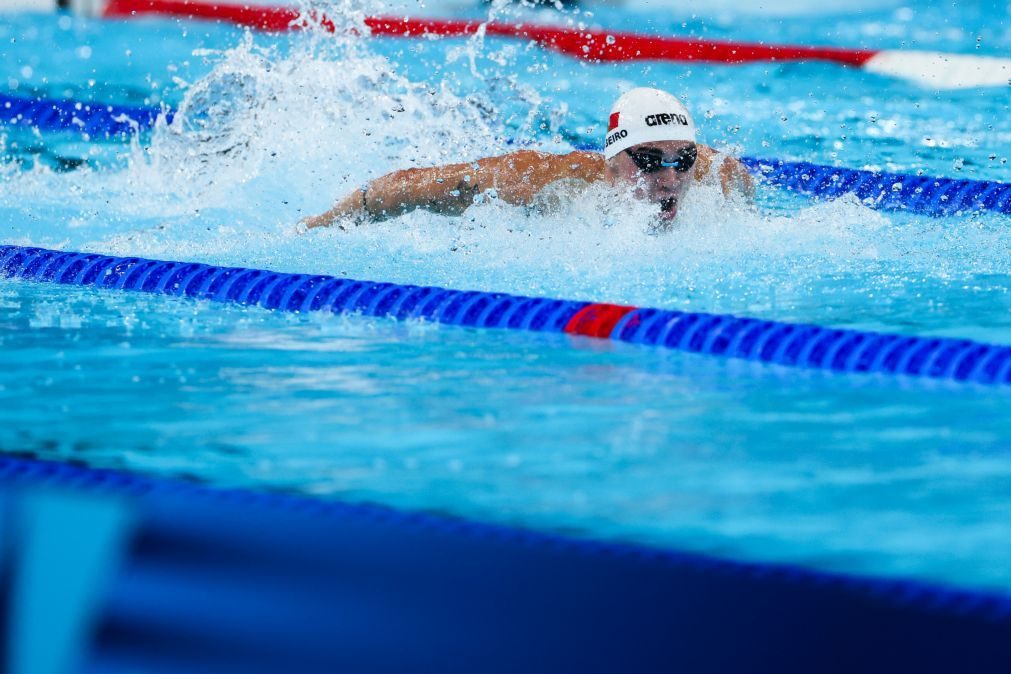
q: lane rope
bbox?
[0,92,170,138]
[61,0,1011,89]
[3,91,1008,219]
[2,244,1010,387]
[740,157,1011,218]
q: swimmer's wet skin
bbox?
[301,88,754,231]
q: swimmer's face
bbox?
[607,141,697,221]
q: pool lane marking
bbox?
[3,244,1011,388]
[74,0,1011,89]
[565,303,637,339]
[4,90,1009,220]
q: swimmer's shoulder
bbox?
[486,149,605,184]
[501,149,602,168]
[552,150,605,182]
[693,144,720,181]
[694,145,755,198]
[527,152,605,213]
[693,145,739,178]
[463,150,602,206]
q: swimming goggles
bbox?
[625,145,698,174]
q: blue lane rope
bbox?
[2,244,1010,387]
[3,91,1009,218]
[0,92,171,139]
[740,157,1011,218]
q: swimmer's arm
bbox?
[299,163,481,230]
[300,189,368,230]
[717,156,755,200]
[301,151,602,229]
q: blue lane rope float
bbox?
[2,453,1011,674]
[3,91,1009,218]
[740,157,1011,218]
[3,244,1010,387]
[0,92,171,139]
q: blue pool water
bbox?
[2,1,1011,591]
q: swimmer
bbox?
[301,87,753,230]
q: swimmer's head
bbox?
[603,88,698,222]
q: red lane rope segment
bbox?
[104,0,302,30]
[564,303,637,338]
[101,0,878,66]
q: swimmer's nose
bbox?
[651,178,680,193]
[651,169,687,186]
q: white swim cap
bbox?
[602,88,697,160]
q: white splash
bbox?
[1,0,1009,329]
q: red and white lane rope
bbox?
[27,0,1007,89]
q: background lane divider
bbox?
[0,92,170,138]
[739,158,1011,218]
[3,244,1011,387]
[75,0,1011,89]
[4,90,1008,219]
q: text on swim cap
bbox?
[604,129,628,147]
[645,113,689,127]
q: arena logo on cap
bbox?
[645,112,689,127]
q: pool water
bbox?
[2,0,1011,592]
